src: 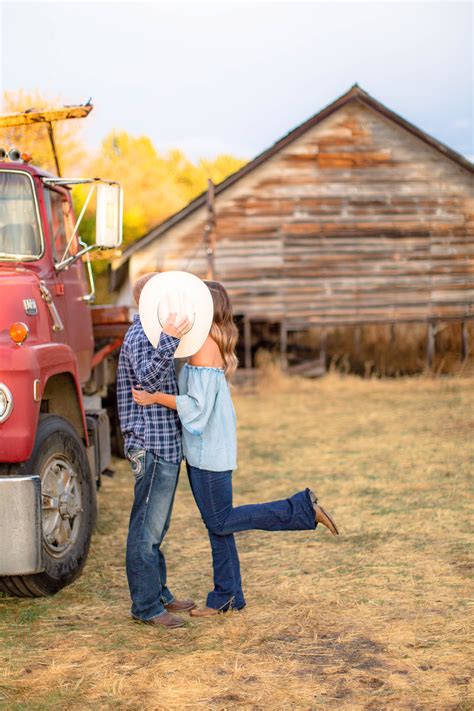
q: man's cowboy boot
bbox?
[132,611,185,628]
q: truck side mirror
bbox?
[95,183,123,248]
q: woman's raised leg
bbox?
[188,464,319,536]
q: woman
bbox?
[132,281,339,617]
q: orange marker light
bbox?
[9,322,29,345]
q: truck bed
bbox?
[91,305,132,340]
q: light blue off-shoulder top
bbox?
[176,364,237,472]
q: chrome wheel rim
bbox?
[41,455,83,557]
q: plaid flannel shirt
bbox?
[116,315,183,463]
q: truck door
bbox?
[44,187,94,384]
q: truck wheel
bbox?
[0,415,96,597]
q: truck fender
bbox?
[0,342,87,463]
[41,372,87,444]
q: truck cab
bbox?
[0,154,126,597]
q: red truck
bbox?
[0,106,129,597]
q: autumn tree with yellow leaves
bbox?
[86,131,245,247]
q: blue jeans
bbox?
[126,450,180,620]
[187,462,316,611]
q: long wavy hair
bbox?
[205,280,239,379]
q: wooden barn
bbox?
[110,85,474,372]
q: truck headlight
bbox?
[0,383,13,423]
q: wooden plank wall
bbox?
[127,100,474,328]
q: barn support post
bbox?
[280,320,288,371]
[426,322,436,368]
[243,316,252,370]
[461,321,469,361]
[320,327,327,372]
[390,323,396,346]
[354,326,362,357]
[204,179,216,280]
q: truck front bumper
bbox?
[0,475,44,575]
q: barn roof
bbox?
[110,84,474,287]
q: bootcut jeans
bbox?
[126,449,180,620]
[187,462,317,611]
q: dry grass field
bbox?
[1,373,473,710]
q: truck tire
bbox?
[0,415,96,597]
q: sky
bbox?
[1,1,472,162]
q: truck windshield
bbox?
[0,172,42,259]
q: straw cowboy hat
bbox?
[139,271,214,358]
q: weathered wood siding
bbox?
[123,100,474,326]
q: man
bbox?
[117,273,194,628]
